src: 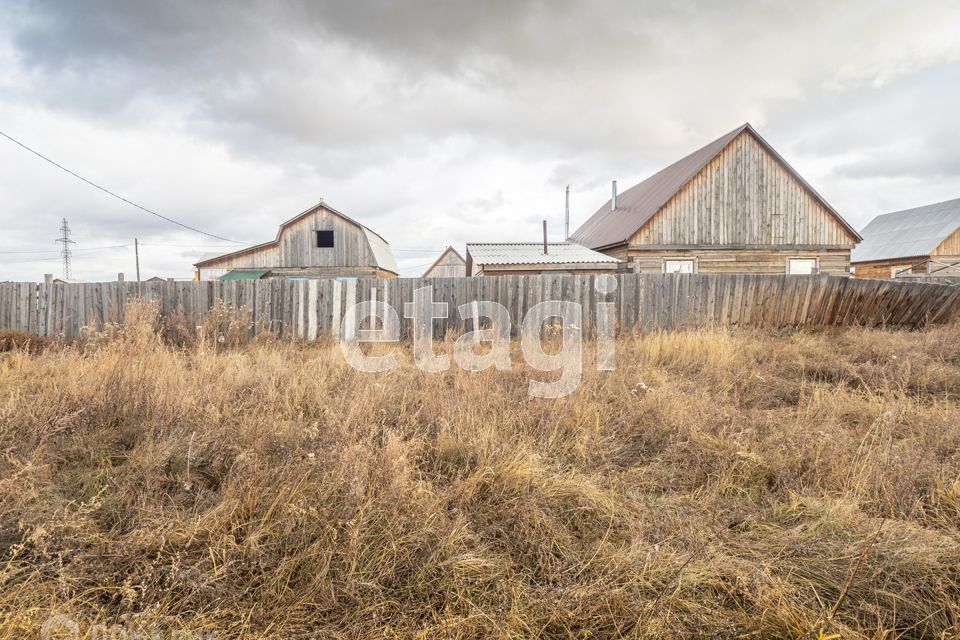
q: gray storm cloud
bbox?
[1,0,959,280]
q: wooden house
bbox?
[569,123,862,275]
[423,246,466,278]
[851,197,960,278]
[466,242,621,276]
[194,201,398,280]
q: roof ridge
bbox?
[569,123,860,248]
[568,124,748,248]
[874,195,960,218]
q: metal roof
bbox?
[466,242,621,266]
[219,269,270,281]
[851,197,960,263]
[363,227,399,273]
[569,123,861,249]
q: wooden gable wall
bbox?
[200,206,378,271]
[932,226,960,257]
[630,131,856,247]
[424,250,467,278]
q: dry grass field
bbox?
[1,305,959,639]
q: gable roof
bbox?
[569,123,861,249]
[467,242,621,266]
[851,197,960,263]
[422,246,465,277]
[194,201,397,273]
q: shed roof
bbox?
[467,242,621,266]
[851,197,960,263]
[219,269,270,281]
[569,123,861,249]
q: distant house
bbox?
[194,201,398,280]
[423,246,466,278]
[569,123,862,275]
[466,242,621,276]
[851,197,960,278]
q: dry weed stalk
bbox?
[0,303,958,638]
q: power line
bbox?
[0,244,133,255]
[0,242,244,254]
[0,129,251,245]
[399,261,437,270]
[137,243,242,247]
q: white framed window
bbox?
[663,258,696,274]
[787,258,818,275]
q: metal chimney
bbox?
[564,185,570,239]
[543,220,548,255]
[611,180,617,211]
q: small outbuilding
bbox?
[194,201,398,281]
[851,197,960,278]
[465,242,621,276]
[423,246,466,278]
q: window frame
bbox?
[786,257,819,275]
[661,257,697,274]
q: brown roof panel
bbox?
[569,124,747,249]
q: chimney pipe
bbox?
[611,180,617,211]
[564,185,570,239]
[543,220,548,255]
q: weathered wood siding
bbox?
[853,255,960,279]
[2,274,957,341]
[933,227,960,256]
[628,247,851,275]
[629,131,857,247]
[853,258,922,279]
[197,205,389,279]
[424,249,467,278]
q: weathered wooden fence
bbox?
[897,275,960,286]
[1,274,959,340]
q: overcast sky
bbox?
[2,0,959,280]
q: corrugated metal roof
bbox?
[466,242,621,266]
[219,269,270,280]
[851,197,960,263]
[569,123,860,249]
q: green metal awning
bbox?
[219,269,270,281]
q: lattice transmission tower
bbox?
[55,218,75,279]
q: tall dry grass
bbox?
[0,304,959,638]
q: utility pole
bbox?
[564,185,570,239]
[134,238,141,283]
[55,218,75,279]
[542,220,548,255]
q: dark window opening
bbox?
[316,230,335,248]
